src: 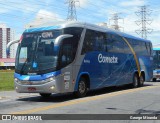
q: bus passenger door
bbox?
[58,38,76,93]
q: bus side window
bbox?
[81,29,108,54]
[132,41,140,55]
[93,32,106,52]
[81,30,94,54]
[145,42,151,56]
[107,34,125,53]
[115,35,125,53]
[123,38,132,54]
[106,34,114,52]
[139,42,146,56]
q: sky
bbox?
[0,0,159,45]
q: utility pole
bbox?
[109,13,124,32]
[65,0,79,21]
[135,5,153,39]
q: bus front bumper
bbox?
[14,79,60,93]
[153,74,160,79]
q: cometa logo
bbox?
[98,54,118,63]
[42,32,53,38]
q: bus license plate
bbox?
[28,87,36,91]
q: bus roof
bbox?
[24,21,151,43]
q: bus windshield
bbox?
[16,31,61,74]
[15,27,83,75]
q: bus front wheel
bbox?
[74,77,87,98]
[40,93,51,98]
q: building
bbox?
[0,24,17,58]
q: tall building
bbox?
[0,24,17,58]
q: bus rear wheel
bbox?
[40,93,51,98]
[74,77,87,98]
[131,74,139,88]
[139,74,144,87]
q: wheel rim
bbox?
[140,76,144,84]
[79,81,86,94]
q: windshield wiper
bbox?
[19,58,28,74]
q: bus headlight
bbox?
[46,77,55,82]
[15,78,18,82]
[49,77,54,81]
[15,86,18,90]
[50,85,55,90]
[15,78,20,84]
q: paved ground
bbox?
[0,81,160,123]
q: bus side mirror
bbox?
[54,34,73,46]
[6,39,19,56]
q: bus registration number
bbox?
[28,87,36,91]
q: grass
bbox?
[0,70,14,91]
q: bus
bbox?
[7,22,153,98]
[153,46,160,81]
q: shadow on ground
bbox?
[17,82,155,103]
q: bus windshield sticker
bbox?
[33,62,37,68]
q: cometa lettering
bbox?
[98,54,118,63]
[42,32,53,38]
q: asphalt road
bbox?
[0,81,160,123]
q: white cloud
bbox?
[0,8,10,14]
[26,9,64,28]
[120,0,145,7]
[151,14,160,30]
[147,14,160,44]
[78,0,88,7]
[35,10,62,20]
[123,14,138,32]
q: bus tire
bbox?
[74,77,87,98]
[40,93,51,97]
[139,74,144,87]
[131,73,139,88]
[153,78,156,82]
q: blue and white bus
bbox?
[7,22,153,97]
[153,46,160,81]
